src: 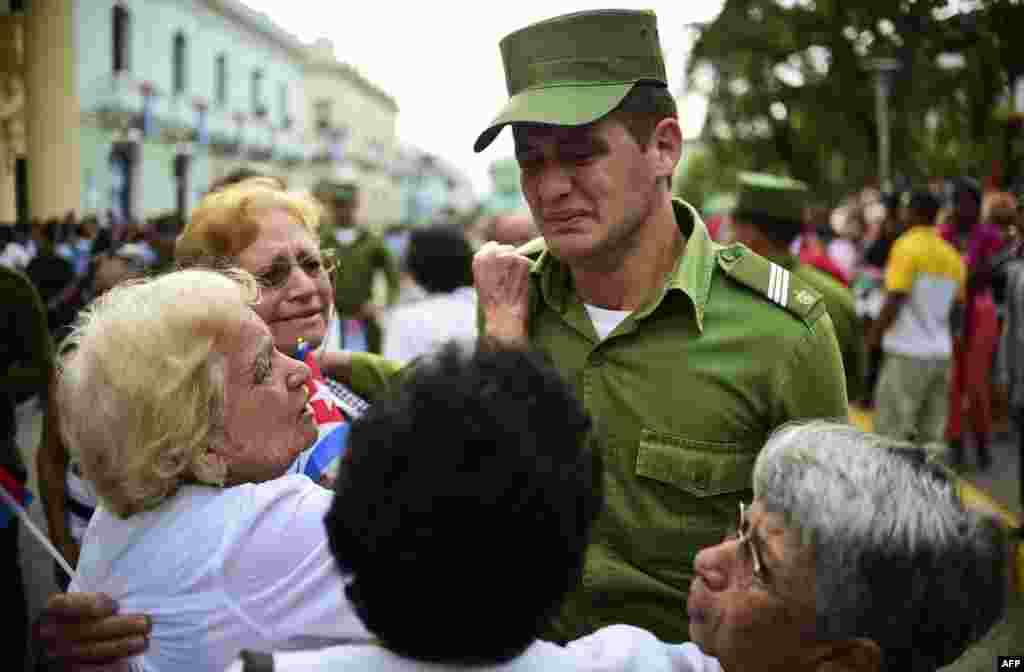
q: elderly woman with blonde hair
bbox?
[60,268,369,672]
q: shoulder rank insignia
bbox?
[718,247,825,324]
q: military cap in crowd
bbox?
[474,9,668,152]
[733,172,810,226]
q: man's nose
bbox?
[693,539,735,592]
[535,161,573,204]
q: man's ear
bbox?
[813,638,882,672]
[649,117,683,181]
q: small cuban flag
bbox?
[0,463,75,579]
[0,464,31,530]
[287,339,350,486]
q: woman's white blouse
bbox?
[71,475,368,672]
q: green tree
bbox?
[687,0,1024,196]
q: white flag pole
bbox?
[0,483,75,579]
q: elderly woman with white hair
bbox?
[58,268,369,672]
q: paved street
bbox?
[940,426,1024,668]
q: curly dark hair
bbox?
[326,344,603,664]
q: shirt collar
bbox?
[528,199,716,331]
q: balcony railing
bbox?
[83,71,145,130]
[245,119,274,161]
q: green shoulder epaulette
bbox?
[516,236,547,260]
[717,245,826,324]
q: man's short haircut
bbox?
[904,189,941,227]
[405,226,474,293]
[754,421,1006,672]
[326,345,603,664]
[608,83,677,150]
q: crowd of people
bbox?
[0,7,1018,672]
[714,173,1024,492]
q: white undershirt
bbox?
[584,303,631,340]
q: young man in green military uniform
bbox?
[314,179,401,354]
[471,9,848,644]
[729,172,867,404]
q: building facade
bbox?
[0,0,414,231]
[301,37,402,231]
[78,0,315,226]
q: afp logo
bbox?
[1000,657,1023,669]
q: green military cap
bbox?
[313,179,358,203]
[473,9,668,153]
[733,172,810,225]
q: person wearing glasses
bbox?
[687,421,1005,672]
[37,352,1007,671]
[53,268,373,672]
[174,177,399,485]
[223,386,1004,672]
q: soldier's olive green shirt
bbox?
[321,229,401,316]
[767,250,867,404]
[347,201,847,645]
[526,201,846,644]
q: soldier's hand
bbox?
[472,241,531,348]
[36,592,151,667]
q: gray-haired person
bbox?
[38,415,1008,670]
[688,420,1007,672]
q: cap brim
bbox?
[473,82,635,153]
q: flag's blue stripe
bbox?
[303,424,350,481]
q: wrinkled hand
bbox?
[472,241,531,348]
[36,592,151,668]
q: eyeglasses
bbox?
[727,501,766,586]
[254,252,336,290]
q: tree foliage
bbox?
[683,0,1024,200]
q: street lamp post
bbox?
[865,57,902,192]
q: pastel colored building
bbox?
[0,0,417,230]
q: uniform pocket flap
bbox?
[636,429,756,497]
